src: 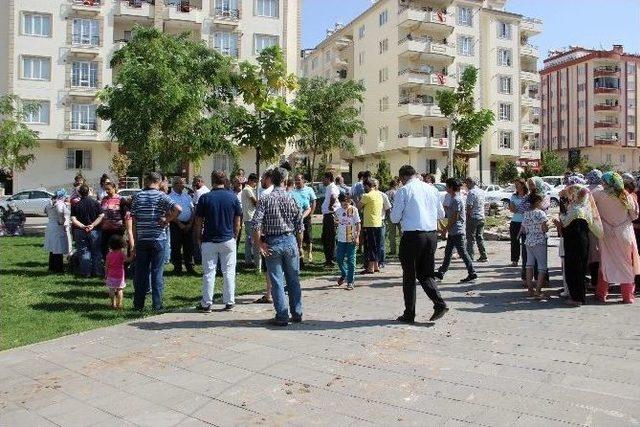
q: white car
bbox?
[489,183,560,209]
[0,189,54,216]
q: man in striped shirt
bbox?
[131,172,181,311]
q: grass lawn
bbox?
[0,228,353,350]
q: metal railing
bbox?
[213,7,240,19]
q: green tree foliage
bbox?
[435,67,495,152]
[97,27,236,174]
[231,46,303,175]
[375,157,392,191]
[496,159,519,185]
[0,95,39,172]
[540,150,566,176]
[294,77,366,181]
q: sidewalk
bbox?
[1,239,639,426]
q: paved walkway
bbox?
[2,239,639,426]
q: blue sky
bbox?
[302,0,640,64]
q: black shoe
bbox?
[223,304,234,311]
[460,274,478,283]
[429,306,449,321]
[433,272,444,281]
[291,315,303,323]
[477,257,488,263]
[173,270,183,276]
[299,258,305,269]
[269,318,289,327]
[396,315,415,324]
[186,268,198,276]
[195,303,212,313]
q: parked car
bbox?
[541,176,564,187]
[117,188,142,199]
[488,182,560,209]
[0,189,54,216]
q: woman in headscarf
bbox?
[584,169,603,291]
[44,189,71,273]
[553,185,602,306]
[592,172,639,304]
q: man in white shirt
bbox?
[390,165,448,323]
[321,171,341,266]
[257,170,274,200]
[241,173,259,267]
[192,175,210,205]
[169,177,195,275]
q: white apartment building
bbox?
[0,0,300,192]
[300,0,542,183]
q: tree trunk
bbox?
[255,147,261,177]
[310,151,317,183]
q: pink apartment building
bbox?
[541,45,640,170]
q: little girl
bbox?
[105,235,131,309]
[334,193,361,290]
[521,194,549,298]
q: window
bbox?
[378,68,388,83]
[628,115,636,125]
[254,34,278,54]
[578,100,585,108]
[457,7,473,26]
[358,51,365,66]
[457,36,474,56]
[379,10,388,26]
[578,67,585,76]
[66,149,92,170]
[577,116,584,125]
[497,21,511,39]
[21,56,51,80]
[498,103,512,121]
[71,104,97,131]
[497,48,512,66]
[71,61,98,87]
[499,131,512,149]
[578,133,584,143]
[379,39,388,54]
[213,32,239,57]
[22,13,51,37]
[630,132,636,141]
[358,25,365,39]
[212,153,232,174]
[23,101,50,124]
[72,19,100,46]
[378,126,388,142]
[577,83,585,91]
[628,63,636,74]
[379,97,389,112]
[255,0,278,17]
[216,0,239,12]
[123,30,132,41]
[498,76,512,94]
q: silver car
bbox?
[0,189,54,216]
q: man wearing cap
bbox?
[465,177,488,263]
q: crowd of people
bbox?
[36,164,638,325]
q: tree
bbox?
[375,157,392,191]
[109,153,132,179]
[435,67,495,177]
[294,77,366,181]
[231,45,304,176]
[496,159,519,185]
[0,95,39,172]
[97,27,237,174]
[540,150,566,176]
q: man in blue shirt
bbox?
[291,174,316,265]
[168,177,195,275]
[131,172,181,311]
[194,170,243,312]
[390,165,447,323]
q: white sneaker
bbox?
[346,283,355,290]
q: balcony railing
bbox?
[594,104,621,111]
[214,47,239,58]
[594,66,621,77]
[398,7,454,31]
[594,121,620,129]
[520,44,539,58]
[594,136,619,145]
[398,37,455,59]
[72,0,102,7]
[213,7,240,20]
[594,86,621,94]
[398,133,449,149]
[521,17,543,35]
[398,69,454,87]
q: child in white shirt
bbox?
[334,193,361,290]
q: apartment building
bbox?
[540,45,640,171]
[0,0,300,192]
[300,0,542,183]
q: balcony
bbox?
[398,134,449,150]
[212,7,240,25]
[398,37,455,62]
[520,17,543,36]
[594,121,621,129]
[115,0,154,19]
[70,0,102,15]
[398,99,444,119]
[594,104,621,112]
[594,135,620,145]
[165,3,204,24]
[68,42,101,58]
[398,8,454,34]
[521,123,540,134]
[520,70,539,83]
[594,66,621,77]
[520,44,539,58]
[398,69,456,89]
[334,37,353,51]
[521,95,539,108]
[594,87,621,95]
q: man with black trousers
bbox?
[390,165,448,323]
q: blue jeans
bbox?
[134,239,166,310]
[73,228,102,277]
[336,241,356,283]
[163,227,171,264]
[264,234,302,322]
[438,234,475,276]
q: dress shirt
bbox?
[192,185,210,205]
[390,177,444,232]
[252,187,303,237]
[321,182,340,214]
[169,190,194,222]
